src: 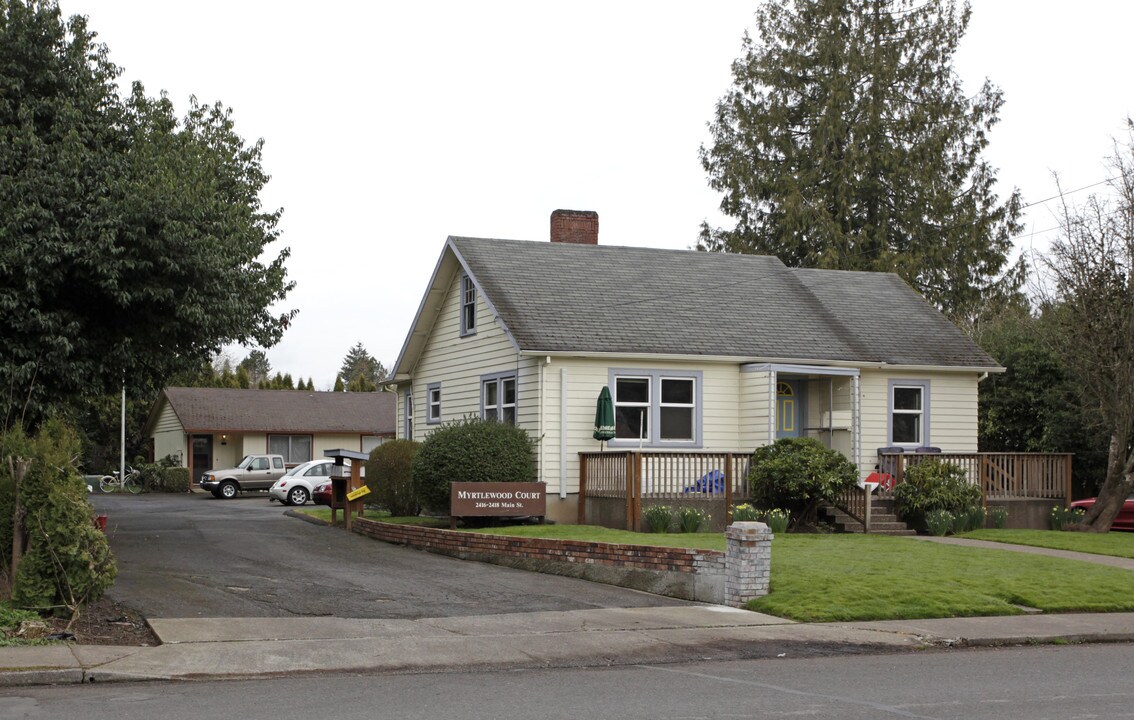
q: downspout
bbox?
[538,356,546,488]
[560,367,567,499]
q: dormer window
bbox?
[460,274,476,336]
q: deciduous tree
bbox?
[700,0,1022,323]
[0,1,296,429]
[1041,126,1134,530]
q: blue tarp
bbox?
[684,468,725,494]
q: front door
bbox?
[776,380,802,439]
[191,434,213,484]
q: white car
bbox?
[269,458,345,506]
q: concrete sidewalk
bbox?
[1,605,1133,687]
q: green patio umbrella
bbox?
[593,386,616,449]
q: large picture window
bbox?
[610,370,701,447]
[460,274,477,336]
[482,373,516,424]
[268,434,312,464]
[889,381,929,446]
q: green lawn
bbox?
[962,529,1134,559]
[291,515,1134,623]
[469,525,1134,623]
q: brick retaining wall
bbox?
[352,518,729,603]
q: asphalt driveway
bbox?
[91,492,690,619]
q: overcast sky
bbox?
[57,1,1134,389]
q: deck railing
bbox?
[580,450,1073,532]
[879,452,1072,503]
[578,451,750,531]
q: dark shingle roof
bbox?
[158,388,396,434]
[449,237,998,368]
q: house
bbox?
[144,387,396,483]
[387,209,1004,525]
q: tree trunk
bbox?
[8,457,29,587]
[1079,434,1134,531]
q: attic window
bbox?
[460,274,476,337]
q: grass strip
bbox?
[962,529,1134,559]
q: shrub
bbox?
[1051,505,1085,531]
[677,507,709,533]
[892,459,981,529]
[129,463,190,493]
[925,509,954,536]
[731,503,760,522]
[366,440,421,516]
[1,420,117,619]
[747,438,858,529]
[761,508,790,534]
[644,505,673,533]
[989,506,1008,529]
[411,417,535,513]
[156,467,191,493]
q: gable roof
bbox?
[392,236,999,375]
[147,388,396,436]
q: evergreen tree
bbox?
[338,342,386,391]
[333,375,345,392]
[238,350,271,387]
[700,0,1023,323]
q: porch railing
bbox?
[879,452,1072,503]
[578,451,750,531]
[580,450,1073,532]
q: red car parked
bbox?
[1069,494,1134,531]
[313,480,332,507]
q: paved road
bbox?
[91,492,689,620]
[5,643,1133,719]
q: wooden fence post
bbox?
[625,452,635,531]
[578,453,587,525]
[633,452,643,532]
[1064,453,1073,506]
[724,453,733,525]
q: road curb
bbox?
[0,668,85,687]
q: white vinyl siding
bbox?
[858,369,979,477]
[739,369,772,450]
[408,270,521,443]
[151,401,186,466]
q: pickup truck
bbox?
[201,454,288,499]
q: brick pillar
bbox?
[725,521,773,607]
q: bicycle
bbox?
[99,466,143,494]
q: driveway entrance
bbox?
[91,493,691,619]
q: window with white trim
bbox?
[611,370,701,447]
[460,275,476,336]
[268,434,312,464]
[427,383,442,424]
[482,374,516,424]
[403,389,413,439]
[614,376,650,440]
[890,382,928,446]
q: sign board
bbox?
[450,482,546,517]
[346,485,371,502]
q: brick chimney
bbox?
[550,209,598,245]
